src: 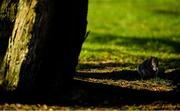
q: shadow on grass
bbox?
[161,68,180,88]
[70,69,180,108]
[87,33,180,54]
[0,69,179,108]
[68,79,180,107]
[78,62,137,70]
[76,70,140,81]
[153,8,180,17]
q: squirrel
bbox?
[137,56,159,79]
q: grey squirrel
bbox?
[137,56,159,79]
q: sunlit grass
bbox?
[79,0,180,70]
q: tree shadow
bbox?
[160,68,180,89]
[78,62,137,70]
[76,70,140,81]
[0,69,179,108]
[152,8,180,17]
[87,33,180,54]
[67,79,180,108]
[70,69,180,108]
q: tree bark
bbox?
[0,0,88,96]
[0,0,19,87]
[0,0,18,59]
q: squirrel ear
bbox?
[149,56,157,60]
[149,56,153,60]
[149,56,153,58]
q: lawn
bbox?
[75,0,180,110]
[79,0,180,70]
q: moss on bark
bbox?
[0,0,38,91]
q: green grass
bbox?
[76,2,180,108]
[79,0,180,70]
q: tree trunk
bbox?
[0,0,88,96]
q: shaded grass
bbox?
[0,74,179,110]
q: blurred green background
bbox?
[79,0,180,70]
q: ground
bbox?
[0,65,179,110]
[0,0,180,110]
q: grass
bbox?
[78,0,180,70]
[76,0,180,110]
